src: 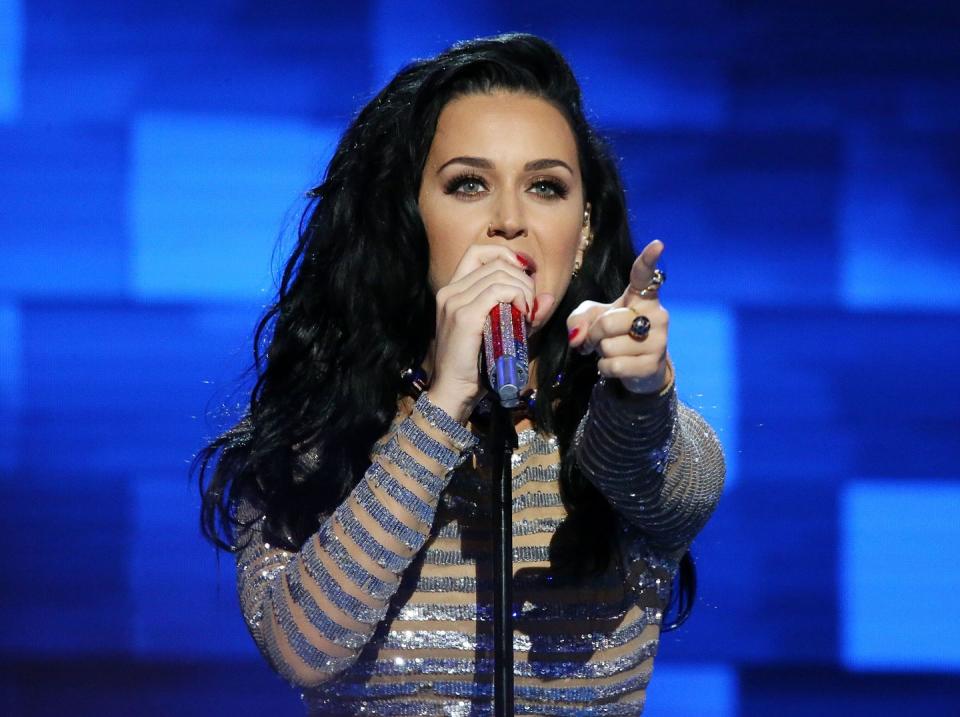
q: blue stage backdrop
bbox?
[1,2,959,715]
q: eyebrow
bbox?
[436,156,574,175]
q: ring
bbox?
[628,315,652,340]
[627,268,667,298]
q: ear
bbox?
[579,201,593,249]
[572,202,593,274]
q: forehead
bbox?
[429,92,579,167]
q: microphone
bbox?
[482,303,529,408]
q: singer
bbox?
[196,33,725,716]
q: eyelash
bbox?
[442,172,569,200]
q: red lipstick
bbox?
[515,252,537,275]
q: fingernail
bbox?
[568,327,580,343]
[531,298,539,323]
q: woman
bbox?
[197,33,725,716]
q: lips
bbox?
[515,251,537,276]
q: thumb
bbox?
[531,292,556,327]
[625,239,665,301]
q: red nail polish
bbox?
[531,298,539,323]
[516,253,530,268]
[568,327,580,342]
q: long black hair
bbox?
[194,32,696,630]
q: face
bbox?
[417,91,588,328]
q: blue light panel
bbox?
[130,113,341,300]
[644,663,738,717]
[130,476,257,658]
[0,0,21,120]
[841,133,960,309]
[0,302,20,470]
[668,302,738,487]
[842,480,960,671]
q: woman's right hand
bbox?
[427,246,552,423]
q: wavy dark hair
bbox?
[194,32,696,630]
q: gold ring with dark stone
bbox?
[628,315,652,340]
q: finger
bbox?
[565,300,607,348]
[441,264,536,317]
[449,245,527,284]
[584,307,645,352]
[447,259,535,296]
[595,332,667,360]
[444,272,535,319]
[450,283,539,332]
[583,306,668,355]
[625,240,665,302]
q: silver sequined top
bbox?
[234,372,726,716]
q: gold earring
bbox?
[573,240,588,277]
[573,204,592,277]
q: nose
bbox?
[486,194,527,240]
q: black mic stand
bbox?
[488,399,517,717]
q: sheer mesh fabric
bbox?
[234,382,725,716]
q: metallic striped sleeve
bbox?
[233,392,478,689]
[574,372,726,553]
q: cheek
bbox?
[427,256,455,294]
[423,214,468,292]
[539,224,582,291]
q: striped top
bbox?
[234,376,726,716]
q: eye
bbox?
[529,177,569,200]
[444,173,488,198]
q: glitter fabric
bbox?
[234,381,725,715]
[576,377,726,554]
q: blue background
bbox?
[2,1,959,715]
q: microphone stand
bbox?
[489,398,517,717]
[481,301,527,716]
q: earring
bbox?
[572,231,592,278]
[573,204,592,277]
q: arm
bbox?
[574,365,726,554]
[234,391,476,689]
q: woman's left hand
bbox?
[566,240,671,395]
